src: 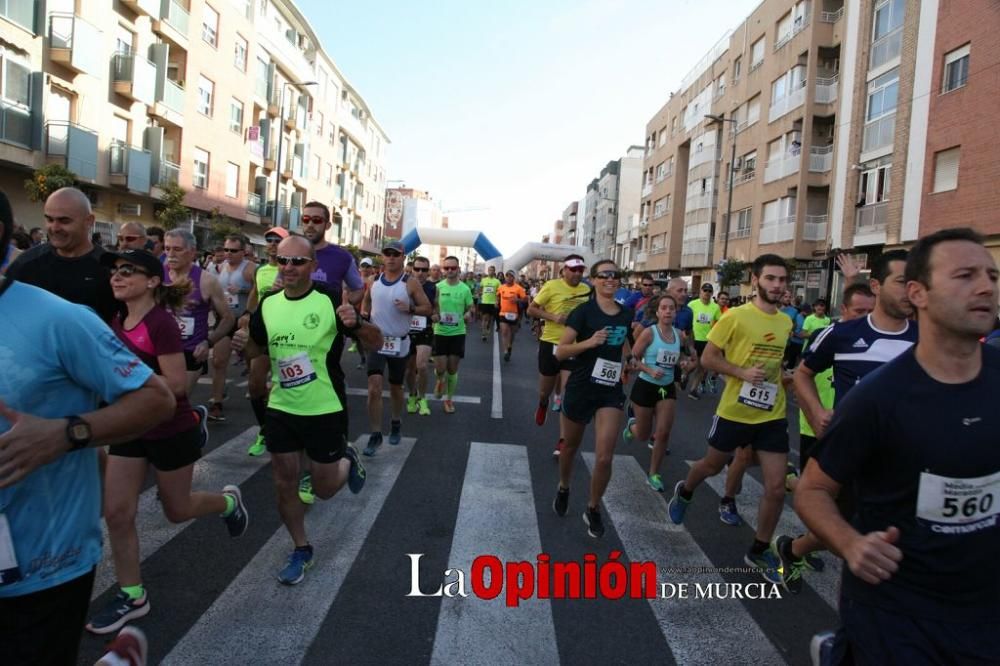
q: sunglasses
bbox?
[565,266,585,273]
[119,235,145,243]
[443,266,459,271]
[382,250,402,258]
[412,267,429,272]
[276,255,311,266]
[594,270,622,280]
[223,248,243,253]
[110,264,149,277]
[264,236,282,244]
[300,215,326,224]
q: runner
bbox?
[300,201,364,306]
[685,283,723,399]
[0,190,176,665]
[478,265,502,342]
[526,256,592,456]
[717,290,731,315]
[116,222,148,251]
[667,254,792,585]
[362,240,432,456]
[622,294,686,490]
[799,298,831,342]
[245,235,380,585]
[431,255,474,414]
[551,259,634,538]
[162,230,234,398]
[497,270,528,362]
[797,228,1000,663]
[85,249,248,635]
[780,291,804,369]
[406,256,437,416]
[209,235,256,422]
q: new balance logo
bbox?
[852,338,868,349]
[962,417,982,426]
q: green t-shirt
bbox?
[479,277,502,305]
[255,263,280,295]
[688,298,722,342]
[434,280,473,336]
[799,367,834,438]
[801,314,831,337]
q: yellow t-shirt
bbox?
[707,302,792,424]
[534,278,592,344]
[688,298,722,342]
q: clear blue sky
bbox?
[299,0,761,255]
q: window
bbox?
[873,0,905,41]
[670,116,677,133]
[311,154,321,181]
[234,35,247,71]
[733,57,742,81]
[324,162,333,186]
[653,197,668,218]
[656,162,667,181]
[328,121,335,145]
[202,4,219,47]
[777,11,793,45]
[225,162,239,198]
[747,94,761,125]
[2,58,30,107]
[255,56,269,99]
[742,150,757,172]
[932,147,960,192]
[751,37,765,68]
[314,110,324,136]
[0,0,34,31]
[657,128,666,147]
[866,68,899,121]
[228,98,243,134]
[942,44,970,93]
[728,207,752,236]
[193,148,209,188]
[197,76,214,116]
[858,164,891,205]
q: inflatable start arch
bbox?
[399,228,597,274]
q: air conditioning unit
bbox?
[118,203,141,216]
[733,157,743,169]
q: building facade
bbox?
[0,0,388,252]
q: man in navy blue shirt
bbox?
[797,228,1000,664]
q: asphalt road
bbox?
[78,323,839,665]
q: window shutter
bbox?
[933,147,960,192]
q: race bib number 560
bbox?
[916,470,1000,528]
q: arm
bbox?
[793,363,832,436]
[343,261,364,306]
[361,285,373,319]
[202,273,236,347]
[526,301,567,325]
[157,352,189,398]
[408,279,432,316]
[701,342,762,383]
[554,324,606,361]
[337,304,383,350]
[630,328,662,379]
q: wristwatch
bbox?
[65,415,92,451]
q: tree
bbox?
[24,164,77,202]
[716,258,749,291]
[156,183,190,230]
[207,207,240,243]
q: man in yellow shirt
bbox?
[686,283,723,399]
[668,254,792,587]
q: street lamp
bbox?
[705,113,738,261]
[273,80,317,228]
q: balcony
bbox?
[339,110,367,143]
[635,251,649,265]
[820,7,844,23]
[108,141,152,194]
[681,237,713,268]
[815,75,839,103]
[768,85,806,123]
[733,169,756,187]
[803,214,828,241]
[686,191,718,211]
[870,27,902,71]
[861,112,895,157]
[247,193,264,217]
[121,0,161,17]
[152,0,190,50]
[759,216,796,245]
[641,183,653,198]
[257,29,315,87]
[763,154,801,183]
[152,78,185,127]
[48,13,102,76]
[808,145,833,172]
[155,159,180,188]
[45,122,98,181]
[688,147,718,170]
[112,53,157,106]
[774,13,810,52]
[725,228,752,241]
[854,202,888,245]
[263,143,276,171]
[0,100,32,149]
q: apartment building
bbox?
[637,0,998,301]
[0,0,388,252]
[575,146,644,269]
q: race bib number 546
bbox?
[916,470,1000,527]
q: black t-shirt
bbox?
[6,243,118,323]
[818,345,1000,621]
[564,299,634,390]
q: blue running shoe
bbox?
[345,445,366,494]
[278,547,314,585]
[194,405,209,449]
[622,417,636,442]
[667,480,690,524]
[744,547,783,585]
[363,432,382,457]
[719,499,743,526]
[389,420,402,446]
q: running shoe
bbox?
[803,552,826,572]
[208,401,226,422]
[647,473,664,492]
[647,440,655,450]
[810,630,846,666]
[389,420,402,446]
[504,350,511,362]
[194,405,209,449]
[667,480,690,524]
[417,398,431,416]
[482,334,487,341]
[278,547,314,585]
[552,437,564,458]
[583,506,605,538]
[552,486,569,517]
[345,445,366,494]
[247,433,266,457]
[552,395,562,412]
[719,499,743,526]
[102,626,147,666]
[222,485,249,537]
[434,377,445,399]
[744,547,783,586]
[687,390,701,401]
[785,463,800,493]
[363,432,383,457]
[622,417,636,442]
[298,473,316,504]
[534,402,547,426]
[86,590,150,635]
[407,395,419,414]
[775,535,805,594]
[443,399,455,414]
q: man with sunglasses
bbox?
[116,222,148,251]
[299,202,364,307]
[245,235,380,585]
[497,270,527,362]
[406,256,437,416]
[478,265,502,342]
[361,241,432,455]
[527,255,592,455]
[431,256,474,414]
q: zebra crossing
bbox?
[80,423,840,665]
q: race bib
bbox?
[697,312,712,324]
[277,352,317,389]
[409,315,427,331]
[176,315,195,339]
[226,292,240,309]
[591,358,622,386]
[737,381,778,410]
[656,350,679,367]
[503,312,517,321]
[916,470,1000,527]
[441,312,460,325]
[380,335,403,357]
[0,514,22,586]
[483,286,496,295]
